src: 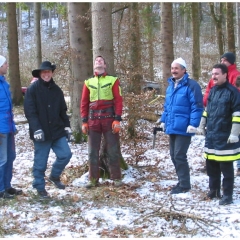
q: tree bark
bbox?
[226,3,235,54]
[34,2,42,66]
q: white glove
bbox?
[34,129,45,141]
[160,122,165,131]
[196,117,206,135]
[227,134,239,143]
[156,119,161,125]
[186,125,197,133]
[65,127,74,142]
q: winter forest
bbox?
[1,2,240,238]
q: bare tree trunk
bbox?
[6,2,23,105]
[191,3,201,80]
[236,3,240,60]
[160,2,174,94]
[34,2,42,66]
[68,2,92,137]
[92,2,114,75]
[226,3,235,54]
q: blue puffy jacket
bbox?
[0,75,16,133]
[160,73,203,136]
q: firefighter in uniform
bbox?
[198,63,240,205]
[80,56,123,188]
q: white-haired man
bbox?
[158,57,203,194]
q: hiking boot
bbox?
[114,179,123,187]
[171,182,180,190]
[37,189,50,199]
[170,185,190,194]
[48,176,65,189]
[6,187,23,195]
[219,195,233,205]
[236,168,240,177]
[0,191,14,199]
[206,189,221,199]
[85,181,99,189]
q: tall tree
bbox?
[68,2,92,136]
[92,2,114,75]
[226,2,235,54]
[191,3,201,80]
[209,3,224,56]
[34,2,42,66]
[129,2,142,94]
[160,2,174,94]
[236,3,240,59]
[6,2,22,105]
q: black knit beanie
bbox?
[221,52,235,65]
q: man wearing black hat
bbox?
[24,61,73,199]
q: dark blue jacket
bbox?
[161,73,203,136]
[24,78,70,141]
[0,75,16,133]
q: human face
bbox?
[94,57,106,74]
[212,68,227,86]
[220,58,231,67]
[40,70,53,82]
[171,63,185,80]
[0,61,8,76]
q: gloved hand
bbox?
[227,134,239,143]
[186,125,197,133]
[34,129,45,141]
[160,122,165,131]
[156,119,161,125]
[196,117,206,135]
[65,127,74,142]
[82,123,88,135]
[112,120,121,134]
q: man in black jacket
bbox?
[24,61,72,199]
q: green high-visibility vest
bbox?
[85,75,118,102]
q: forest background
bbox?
[1,2,240,139]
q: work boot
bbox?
[114,179,123,187]
[170,185,190,194]
[0,191,14,199]
[206,189,221,199]
[6,187,23,195]
[48,176,65,189]
[219,195,233,205]
[37,189,50,199]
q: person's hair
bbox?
[212,63,228,75]
[236,76,240,88]
[95,55,106,64]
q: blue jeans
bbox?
[169,134,191,189]
[32,136,72,191]
[0,133,16,192]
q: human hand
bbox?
[186,125,197,133]
[112,120,121,134]
[82,123,88,135]
[227,134,239,143]
[34,129,45,141]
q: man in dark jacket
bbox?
[198,64,240,205]
[159,57,203,194]
[24,61,72,199]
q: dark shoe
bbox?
[37,189,50,199]
[0,191,14,199]
[6,187,23,195]
[219,195,233,205]
[206,189,221,199]
[236,168,240,177]
[171,182,180,190]
[48,176,65,189]
[170,185,190,194]
[113,179,123,187]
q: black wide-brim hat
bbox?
[32,61,56,77]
